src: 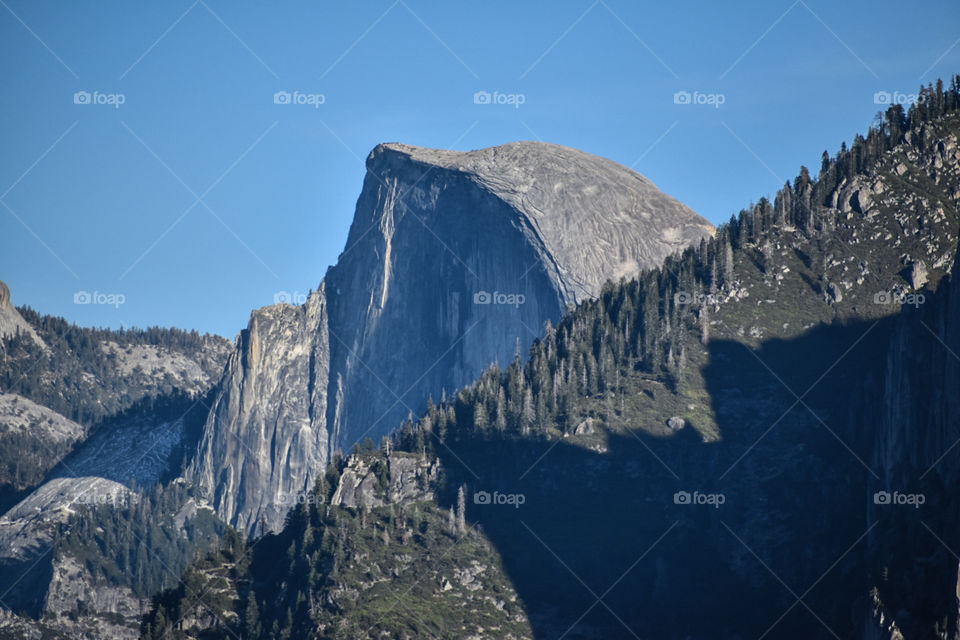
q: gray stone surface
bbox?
[0,477,133,616]
[0,279,44,347]
[330,453,437,509]
[188,286,330,535]
[0,393,85,446]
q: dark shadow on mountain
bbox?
[434,313,902,639]
[46,389,211,489]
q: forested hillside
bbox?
[1,308,231,426]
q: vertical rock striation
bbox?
[189,286,330,534]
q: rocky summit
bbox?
[188,141,713,534]
[0,280,43,348]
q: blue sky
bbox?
[1,0,958,337]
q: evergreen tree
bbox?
[456,485,467,534]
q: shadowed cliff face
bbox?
[189,141,713,535]
[433,318,892,639]
[324,142,713,452]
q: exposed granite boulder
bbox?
[43,554,146,639]
[910,259,929,289]
[666,416,686,432]
[331,452,437,509]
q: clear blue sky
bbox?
[2,0,958,338]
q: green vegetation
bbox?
[0,308,229,426]
[141,456,531,640]
[55,481,226,600]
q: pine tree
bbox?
[495,387,507,431]
[245,595,261,638]
[522,387,535,435]
[723,239,734,284]
[456,485,467,534]
[700,306,710,346]
[447,506,457,537]
[473,402,489,431]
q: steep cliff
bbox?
[323,141,713,456]
[0,280,44,348]
[189,141,712,535]
[189,286,330,534]
[860,246,960,639]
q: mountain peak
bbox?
[361,140,713,303]
[191,139,714,535]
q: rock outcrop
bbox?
[0,477,133,616]
[189,287,330,533]
[330,452,438,509]
[188,141,713,534]
[0,279,44,347]
[0,393,87,507]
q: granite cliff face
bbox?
[189,286,330,533]
[189,141,712,534]
[860,245,960,639]
[323,142,713,454]
[0,279,44,348]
